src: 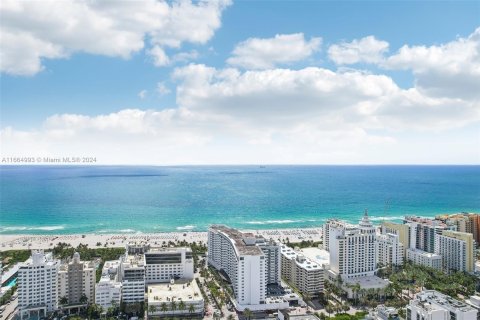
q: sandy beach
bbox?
[0,227,322,251]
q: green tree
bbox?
[59,296,68,306]
[160,302,168,313]
[243,308,253,320]
[170,300,177,313]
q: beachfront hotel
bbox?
[58,252,95,305]
[17,250,60,319]
[208,225,288,311]
[325,211,377,279]
[280,244,329,297]
[435,230,475,273]
[404,216,449,254]
[407,290,477,320]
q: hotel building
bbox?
[58,252,95,305]
[208,225,285,311]
[144,247,194,284]
[95,260,122,309]
[119,246,146,303]
[376,233,404,267]
[406,248,442,270]
[326,211,377,280]
[407,290,477,320]
[17,250,60,319]
[435,230,475,273]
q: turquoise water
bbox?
[0,165,479,234]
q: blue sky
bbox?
[1,1,479,164]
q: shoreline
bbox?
[0,227,323,251]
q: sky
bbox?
[0,0,479,165]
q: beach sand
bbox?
[0,227,322,251]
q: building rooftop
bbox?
[280,245,324,271]
[415,290,476,313]
[300,247,330,267]
[147,279,203,304]
[407,248,441,258]
[340,274,389,289]
[146,247,191,254]
[210,225,264,256]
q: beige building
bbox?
[58,252,95,305]
[381,222,410,255]
[435,230,475,272]
[406,248,442,270]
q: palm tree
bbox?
[303,292,312,311]
[325,303,333,317]
[80,293,88,305]
[352,283,361,305]
[243,308,253,320]
[188,304,195,317]
[160,302,168,314]
[59,296,68,306]
[170,300,177,313]
[148,304,157,315]
[178,300,186,313]
[227,315,235,320]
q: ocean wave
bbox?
[0,225,65,232]
[369,216,404,221]
[176,225,196,231]
[246,220,300,225]
[97,228,137,233]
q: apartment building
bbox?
[280,244,327,297]
[376,233,404,267]
[95,260,122,309]
[406,248,442,270]
[119,250,146,303]
[435,230,475,272]
[381,222,410,255]
[404,216,448,253]
[17,250,60,319]
[407,290,477,320]
[58,252,95,305]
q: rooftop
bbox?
[300,247,330,267]
[210,225,264,256]
[147,279,203,304]
[341,274,389,289]
[415,290,476,313]
[407,248,442,258]
[280,245,324,271]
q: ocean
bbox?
[0,165,479,235]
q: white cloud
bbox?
[157,82,171,95]
[227,33,321,69]
[148,46,170,67]
[383,27,480,100]
[0,0,231,75]
[138,90,147,99]
[328,36,389,65]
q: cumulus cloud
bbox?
[156,82,171,95]
[173,64,479,131]
[328,36,389,65]
[0,0,231,75]
[227,33,321,69]
[384,27,480,100]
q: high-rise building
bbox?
[381,222,410,255]
[280,244,328,297]
[95,260,122,309]
[326,211,377,280]
[435,230,475,272]
[404,216,448,253]
[376,233,404,267]
[144,247,194,284]
[407,290,477,320]
[18,250,60,319]
[437,213,480,246]
[208,225,285,311]
[119,246,146,304]
[58,252,95,305]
